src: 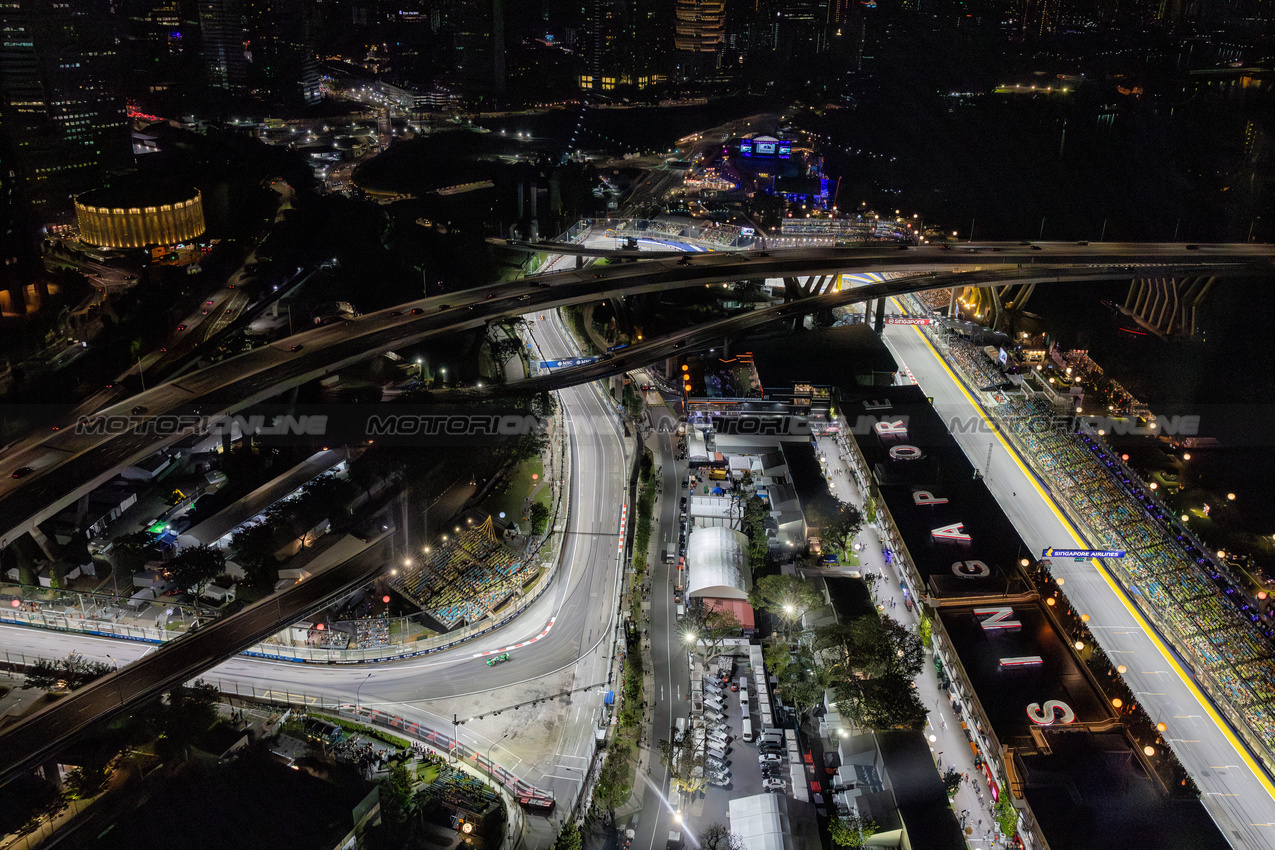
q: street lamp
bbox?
[485,732,510,789]
[356,671,373,712]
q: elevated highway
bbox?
[0,530,391,784]
[0,244,1270,548]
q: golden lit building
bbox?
[74,185,206,249]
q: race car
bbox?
[486,653,511,666]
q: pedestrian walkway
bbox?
[812,431,1014,847]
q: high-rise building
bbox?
[453,0,506,97]
[0,0,131,215]
[674,0,725,54]
[198,0,321,105]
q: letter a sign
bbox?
[932,523,972,542]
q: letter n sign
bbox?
[974,607,1020,630]
[1026,701,1076,726]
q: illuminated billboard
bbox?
[740,140,753,157]
[755,138,777,156]
[779,140,792,158]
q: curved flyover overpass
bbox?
[0,245,1269,546]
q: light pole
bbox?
[355,671,373,713]
[485,732,510,789]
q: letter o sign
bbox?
[952,560,991,578]
[1026,700,1076,726]
[889,445,922,461]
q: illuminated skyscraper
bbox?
[674,0,725,54]
[0,0,130,214]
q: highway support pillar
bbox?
[864,298,874,325]
[575,254,583,269]
[874,298,886,334]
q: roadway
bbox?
[878,311,1275,850]
[2,241,1269,551]
[0,306,630,831]
[0,530,392,783]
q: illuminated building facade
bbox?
[674,0,725,53]
[0,0,130,214]
[75,186,206,249]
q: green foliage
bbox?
[111,530,156,575]
[682,603,741,662]
[379,762,415,825]
[310,713,411,750]
[529,501,551,535]
[631,475,657,572]
[808,499,864,556]
[829,813,878,848]
[863,496,877,524]
[819,615,928,731]
[741,494,770,575]
[24,653,113,691]
[554,821,583,850]
[942,767,963,798]
[164,545,226,592]
[657,737,707,796]
[995,787,1018,837]
[639,449,653,483]
[154,680,221,764]
[918,608,933,647]
[749,575,825,625]
[593,739,632,815]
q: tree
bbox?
[835,671,928,731]
[681,602,741,665]
[164,545,226,593]
[766,630,833,721]
[700,823,745,850]
[378,762,415,826]
[829,813,878,848]
[817,615,922,681]
[809,499,864,556]
[657,738,707,796]
[111,530,155,576]
[593,741,632,818]
[155,680,220,764]
[749,575,825,629]
[942,767,963,798]
[24,654,113,691]
[553,821,582,850]
[741,494,770,574]
[529,501,550,535]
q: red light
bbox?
[10,599,20,608]
[532,473,539,480]
[382,595,390,604]
[315,623,324,630]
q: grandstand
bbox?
[390,516,537,630]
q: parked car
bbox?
[759,753,783,765]
[762,778,786,791]
[707,774,730,787]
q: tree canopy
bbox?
[809,499,864,556]
[164,545,226,593]
[749,574,825,624]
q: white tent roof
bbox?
[728,793,792,850]
[686,526,750,600]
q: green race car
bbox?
[486,653,510,666]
